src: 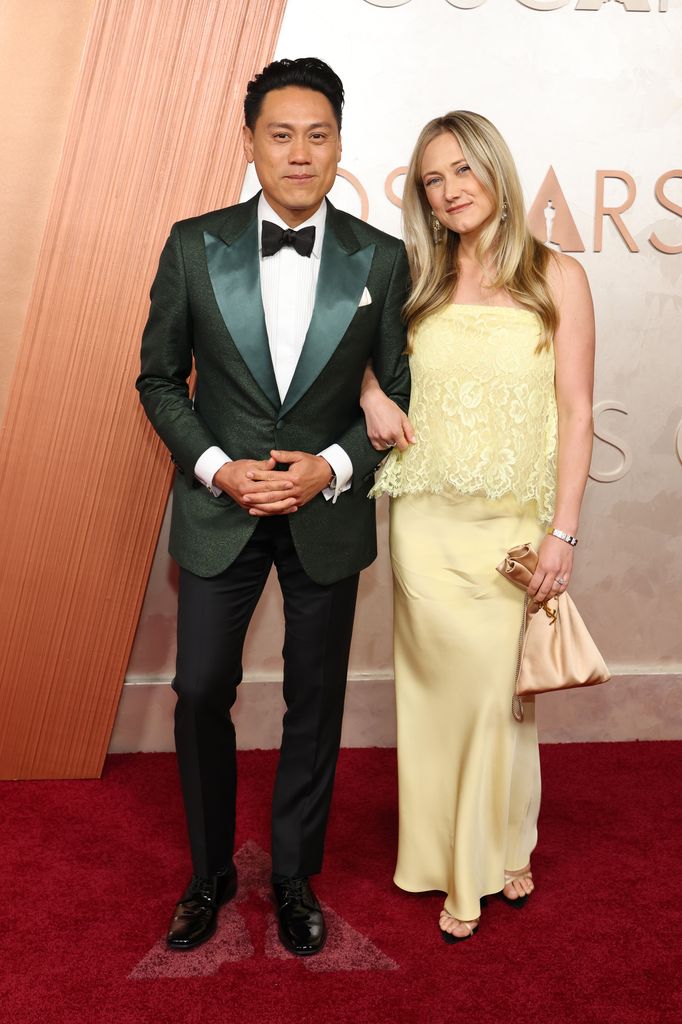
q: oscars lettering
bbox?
[595,170,682,255]
[590,402,632,484]
[364,0,669,13]
[382,165,682,255]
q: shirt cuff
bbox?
[194,446,231,497]
[318,444,353,503]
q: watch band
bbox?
[546,527,578,547]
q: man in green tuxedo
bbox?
[137,58,409,957]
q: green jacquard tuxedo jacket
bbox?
[137,193,410,585]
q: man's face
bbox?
[243,86,342,227]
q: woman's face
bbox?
[420,132,495,241]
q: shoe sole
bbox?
[440,895,485,944]
[166,875,238,951]
[497,891,530,909]
[277,925,327,957]
[167,917,218,951]
[440,926,477,944]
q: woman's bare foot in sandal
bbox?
[501,864,534,907]
[439,909,479,944]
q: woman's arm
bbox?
[528,254,595,604]
[360,362,416,452]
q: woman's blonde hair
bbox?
[402,111,558,351]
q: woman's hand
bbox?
[362,390,415,452]
[360,363,415,452]
[526,534,574,604]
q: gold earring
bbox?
[500,201,508,224]
[431,212,442,245]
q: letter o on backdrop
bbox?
[336,168,369,221]
[517,1,570,9]
[385,166,408,209]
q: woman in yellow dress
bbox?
[362,112,595,943]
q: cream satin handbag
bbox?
[496,543,611,721]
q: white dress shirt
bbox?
[194,194,353,500]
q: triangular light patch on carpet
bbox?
[129,905,253,978]
[130,840,397,976]
[265,905,399,972]
[233,838,273,901]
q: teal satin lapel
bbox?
[204,227,280,411]
[279,231,375,417]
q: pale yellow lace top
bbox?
[371,303,557,522]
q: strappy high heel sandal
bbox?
[439,909,480,944]
[499,865,534,908]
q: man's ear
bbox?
[243,124,254,163]
[337,134,342,163]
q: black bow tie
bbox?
[261,220,316,258]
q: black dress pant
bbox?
[172,516,360,879]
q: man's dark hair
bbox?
[244,57,345,131]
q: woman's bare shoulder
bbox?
[547,251,591,306]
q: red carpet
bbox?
[3,743,681,1024]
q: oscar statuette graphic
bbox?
[528,166,585,252]
[543,199,561,249]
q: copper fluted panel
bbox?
[0,0,287,779]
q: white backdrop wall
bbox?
[115,0,682,751]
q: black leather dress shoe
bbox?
[273,877,326,956]
[166,867,237,950]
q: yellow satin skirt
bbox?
[389,489,545,921]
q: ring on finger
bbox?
[554,576,568,586]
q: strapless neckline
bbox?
[444,303,537,318]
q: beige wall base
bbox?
[109,673,682,753]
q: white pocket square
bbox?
[358,287,372,307]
